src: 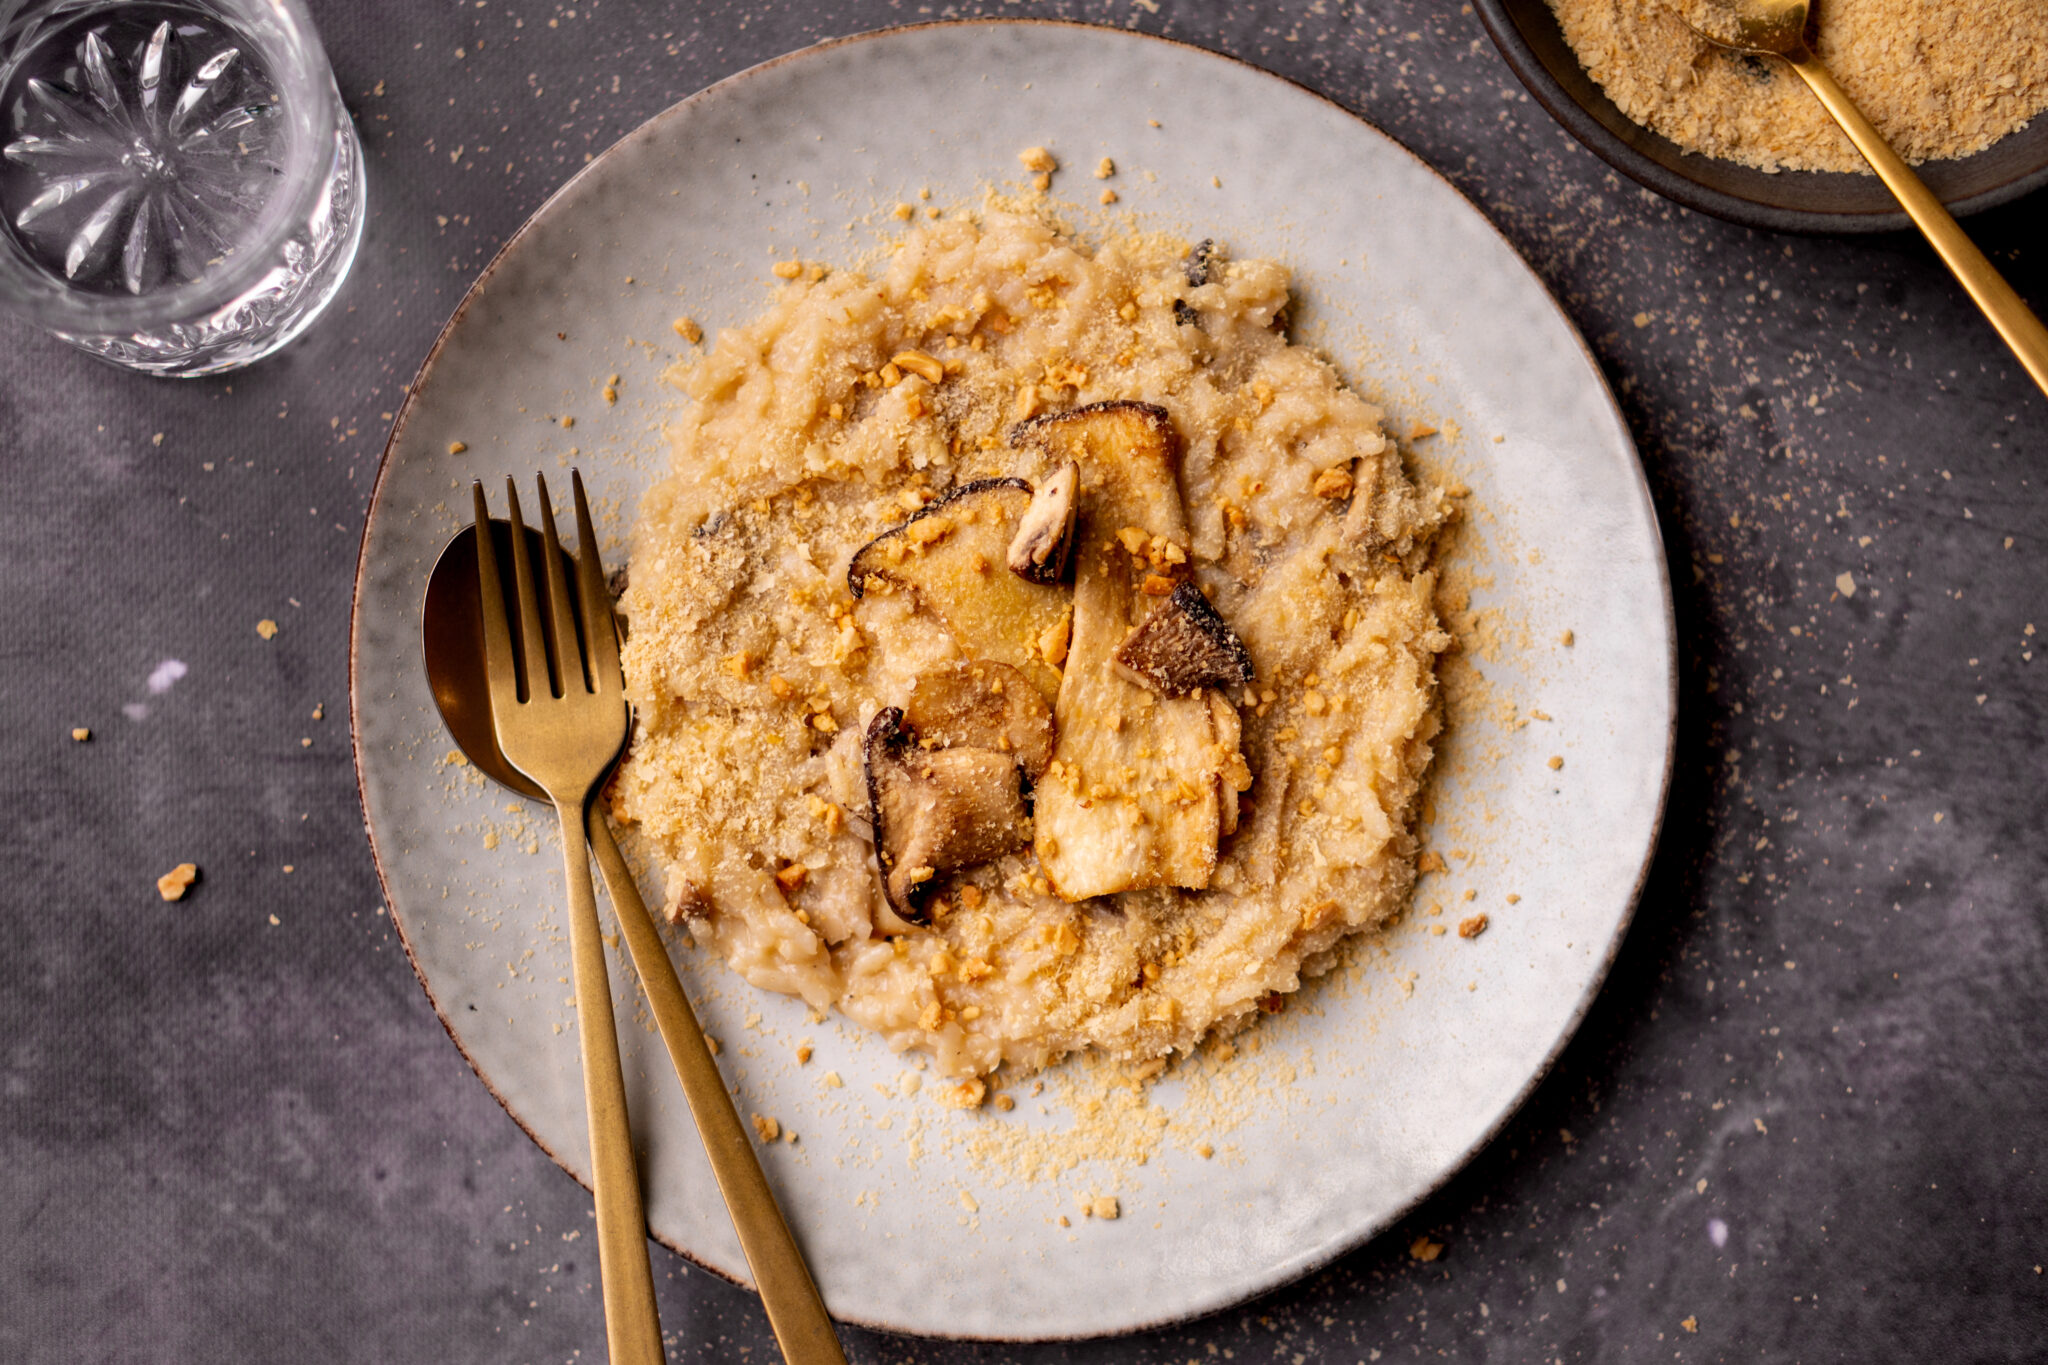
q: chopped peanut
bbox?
[892,350,944,384]
[1312,467,1355,500]
[1019,146,1057,173]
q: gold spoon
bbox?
[1681,0,2048,398]
[424,520,848,1365]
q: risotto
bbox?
[611,199,1455,1084]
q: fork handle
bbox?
[558,797,667,1365]
[1785,50,2048,399]
[588,811,848,1365]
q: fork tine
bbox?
[533,473,590,695]
[570,470,623,694]
[503,478,554,701]
[472,483,523,718]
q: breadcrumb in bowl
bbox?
[613,202,1457,1081]
[1475,0,2048,232]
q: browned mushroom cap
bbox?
[1005,461,1078,586]
[1113,581,1256,697]
[864,707,1032,924]
[904,660,1056,778]
[846,476,1068,701]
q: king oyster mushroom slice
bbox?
[1113,580,1256,698]
[864,707,1032,924]
[1005,461,1079,586]
[903,660,1056,778]
[848,477,1069,701]
[1009,401,1251,902]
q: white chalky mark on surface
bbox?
[1707,1217,1729,1248]
[122,702,150,722]
[147,659,188,693]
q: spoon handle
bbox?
[555,798,666,1365]
[1785,50,2048,399]
[588,810,849,1365]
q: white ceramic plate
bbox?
[351,20,1673,1341]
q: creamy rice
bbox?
[613,201,1454,1082]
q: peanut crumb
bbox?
[672,317,702,344]
[892,202,914,221]
[1312,467,1355,500]
[940,1077,988,1110]
[70,727,90,742]
[822,1071,843,1088]
[1681,1316,1698,1334]
[1196,1142,1215,1159]
[772,260,802,279]
[1409,1235,1444,1262]
[156,863,198,901]
[1547,755,1564,770]
[1090,1195,1120,1220]
[1505,892,1521,905]
[446,440,467,454]
[750,1113,781,1142]
[1560,629,1575,646]
[1099,188,1119,205]
[1019,145,1057,173]
[795,1042,813,1064]
[256,619,278,640]
[774,863,809,894]
[1458,914,1489,939]
[1094,156,1115,178]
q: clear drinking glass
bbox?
[0,0,363,375]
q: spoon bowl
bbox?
[422,519,557,801]
[1678,0,1808,54]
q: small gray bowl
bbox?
[1474,0,2048,234]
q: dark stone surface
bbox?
[3,1,2044,1361]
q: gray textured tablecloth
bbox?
[4,2,2043,1360]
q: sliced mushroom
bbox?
[1010,401,1250,901]
[1113,581,1255,697]
[903,660,1056,778]
[848,478,1068,700]
[864,707,1031,924]
[1006,461,1078,585]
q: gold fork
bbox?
[1680,0,2048,398]
[474,472,663,1365]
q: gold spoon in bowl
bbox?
[423,519,848,1365]
[1677,0,2048,398]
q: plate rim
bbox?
[348,16,1679,1341]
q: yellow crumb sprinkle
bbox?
[1099,188,1119,205]
[1095,156,1115,178]
[772,260,802,279]
[672,316,702,343]
[70,727,90,742]
[156,863,198,901]
[1019,145,1057,173]
[1547,755,1564,770]
[255,619,278,640]
[446,440,467,454]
